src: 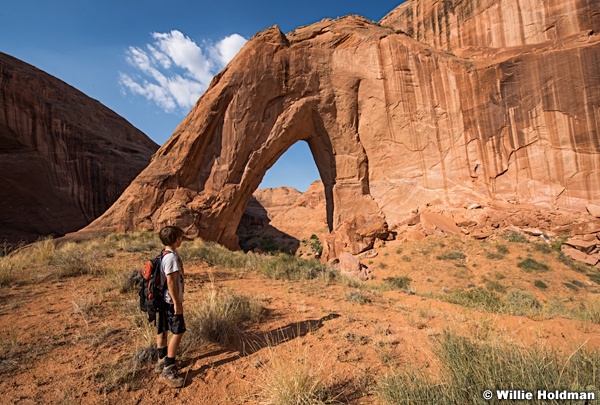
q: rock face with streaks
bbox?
[83,0,600,260]
[0,52,158,244]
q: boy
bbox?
[155,225,186,388]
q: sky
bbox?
[1,0,403,191]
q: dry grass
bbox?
[256,340,339,405]
[377,330,600,404]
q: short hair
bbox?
[159,226,184,246]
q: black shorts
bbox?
[157,302,186,335]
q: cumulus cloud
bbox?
[119,30,247,113]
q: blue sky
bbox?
[1,0,403,191]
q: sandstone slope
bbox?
[0,52,158,244]
[82,0,600,260]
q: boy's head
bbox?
[159,226,185,247]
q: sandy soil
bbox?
[0,234,599,404]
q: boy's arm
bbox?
[166,272,183,315]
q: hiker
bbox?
[155,225,187,388]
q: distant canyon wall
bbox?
[83,0,600,258]
[0,52,158,243]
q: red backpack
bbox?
[139,250,171,323]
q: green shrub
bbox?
[517,258,549,273]
[533,280,548,289]
[445,288,502,312]
[308,234,323,256]
[381,277,412,291]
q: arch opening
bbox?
[235,138,334,255]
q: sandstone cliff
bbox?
[0,52,158,244]
[82,0,600,260]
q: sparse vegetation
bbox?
[377,331,600,404]
[2,231,599,403]
[256,253,335,281]
[503,230,528,243]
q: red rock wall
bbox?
[0,52,158,243]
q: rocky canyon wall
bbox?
[0,52,158,243]
[83,0,600,259]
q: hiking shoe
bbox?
[154,356,167,374]
[161,364,184,388]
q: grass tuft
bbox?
[517,258,550,273]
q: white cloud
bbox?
[119,30,247,113]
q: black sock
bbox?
[158,347,167,359]
[165,357,176,367]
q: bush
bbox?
[381,277,412,291]
[505,290,541,316]
[445,288,502,313]
[517,258,549,273]
[309,234,323,256]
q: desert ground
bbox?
[0,230,598,404]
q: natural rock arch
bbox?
[85,23,389,258]
[84,0,600,260]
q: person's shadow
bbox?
[182,313,340,384]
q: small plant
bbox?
[517,258,549,273]
[401,255,411,262]
[445,287,502,313]
[533,242,552,254]
[486,280,506,293]
[381,277,412,291]
[533,279,548,289]
[505,290,541,316]
[347,291,371,305]
[486,244,509,260]
[503,231,528,243]
[435,251,466,261]
[309,234,323,256]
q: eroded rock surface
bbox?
[83,0,600,260]
[0,52,158,243]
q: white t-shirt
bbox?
[160,249,184,305]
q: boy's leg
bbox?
[157,332,167,349]
[167,333,183,359]
[155,304,169,373]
